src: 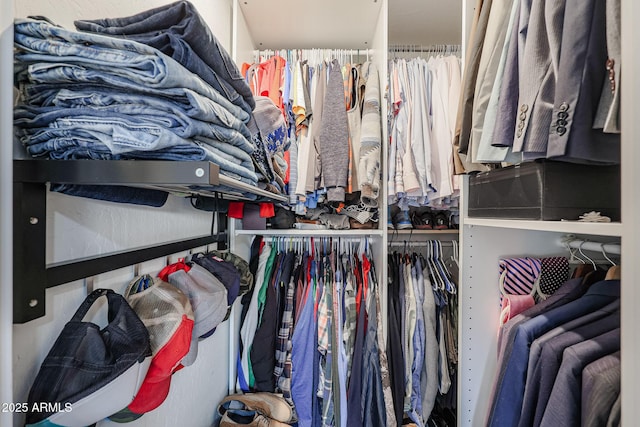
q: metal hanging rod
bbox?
[561,237,621,255]
[388,44,461,53]
[253,48,371,64]
[388,240,455,247]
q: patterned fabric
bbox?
[342,254,357,387]
[499,257,542,297]
[275,256,299,400]
[373,257,398,427]
[538,256,570,297]
[320,257,335,427]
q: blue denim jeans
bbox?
[74,0,255,114]
[16,102,254,154]
[14,19,250,123]
[21,83,250,138]
[16,124,257,185]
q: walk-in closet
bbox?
[0,0,637,426]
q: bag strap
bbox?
[69,288,116,323]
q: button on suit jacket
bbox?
[547,0,620,163]
[513,0,567,156]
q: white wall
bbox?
[10,1,237,426]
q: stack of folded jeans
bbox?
[13,3,263,204]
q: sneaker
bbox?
[220,412,291,426]
[434,212,450,230]
[341,202,377,224]
[394,210,413,230]
[387,206,395,230]
[218,393,293,424]
[411,211,434,230]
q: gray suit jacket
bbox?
[519,309,620,427]
[513,0,567,155]
[487,278,587,425]
[582,351,621,427]
[492,0,531,149]
[607,394,621,427]
[456,0,491,156]
[547,0,620,164]
[539,328,621,427]
[593,0,621,133]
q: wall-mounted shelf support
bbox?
[12,159,290,323]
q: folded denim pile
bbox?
[25,250,254,426]
[13,1,270,204]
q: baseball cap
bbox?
[110,275,194,421]
[25,289,152,427]
[167,264,228,364]
[205,250,254,296]
[191,254,241,308]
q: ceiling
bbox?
[388,0,463,46]
[239,0,462,49]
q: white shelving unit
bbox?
[464,218,623,237]
[235,229,384,237]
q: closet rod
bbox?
[563,238,621,255]
[263,236,370,243]
[388,44,461,52]
[388,241,455,247]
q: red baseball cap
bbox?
[111,275,194,420]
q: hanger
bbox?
[578,241,597,270]
[602,243,621,280]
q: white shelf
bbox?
[239,0,382,49]
[463,218,623,237]
[234,229,384,237]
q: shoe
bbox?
[220,411,291,426]
[394,210,413,230]
[219,393,293,423]
[342,202,377,224]
[387,206,395,230]
[349,218,375,229]
[434,212,450,230]
[411,211,434,230]
[449,211,460,229]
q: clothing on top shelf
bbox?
[242,50,382,221]
[456,0,621,171]
[12,3,275,205]
[387,55,462,212]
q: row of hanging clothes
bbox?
[387,45,463,212]
[241,49,382,220]
[487,238,622,427]
[237,236,394,427]
[387,239,460,427]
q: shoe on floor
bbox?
[220,411,291,426]
[218,393,293,424]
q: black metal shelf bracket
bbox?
[12,159,282,323]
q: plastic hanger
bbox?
[602,243,621,280]
[578,241,597,270]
